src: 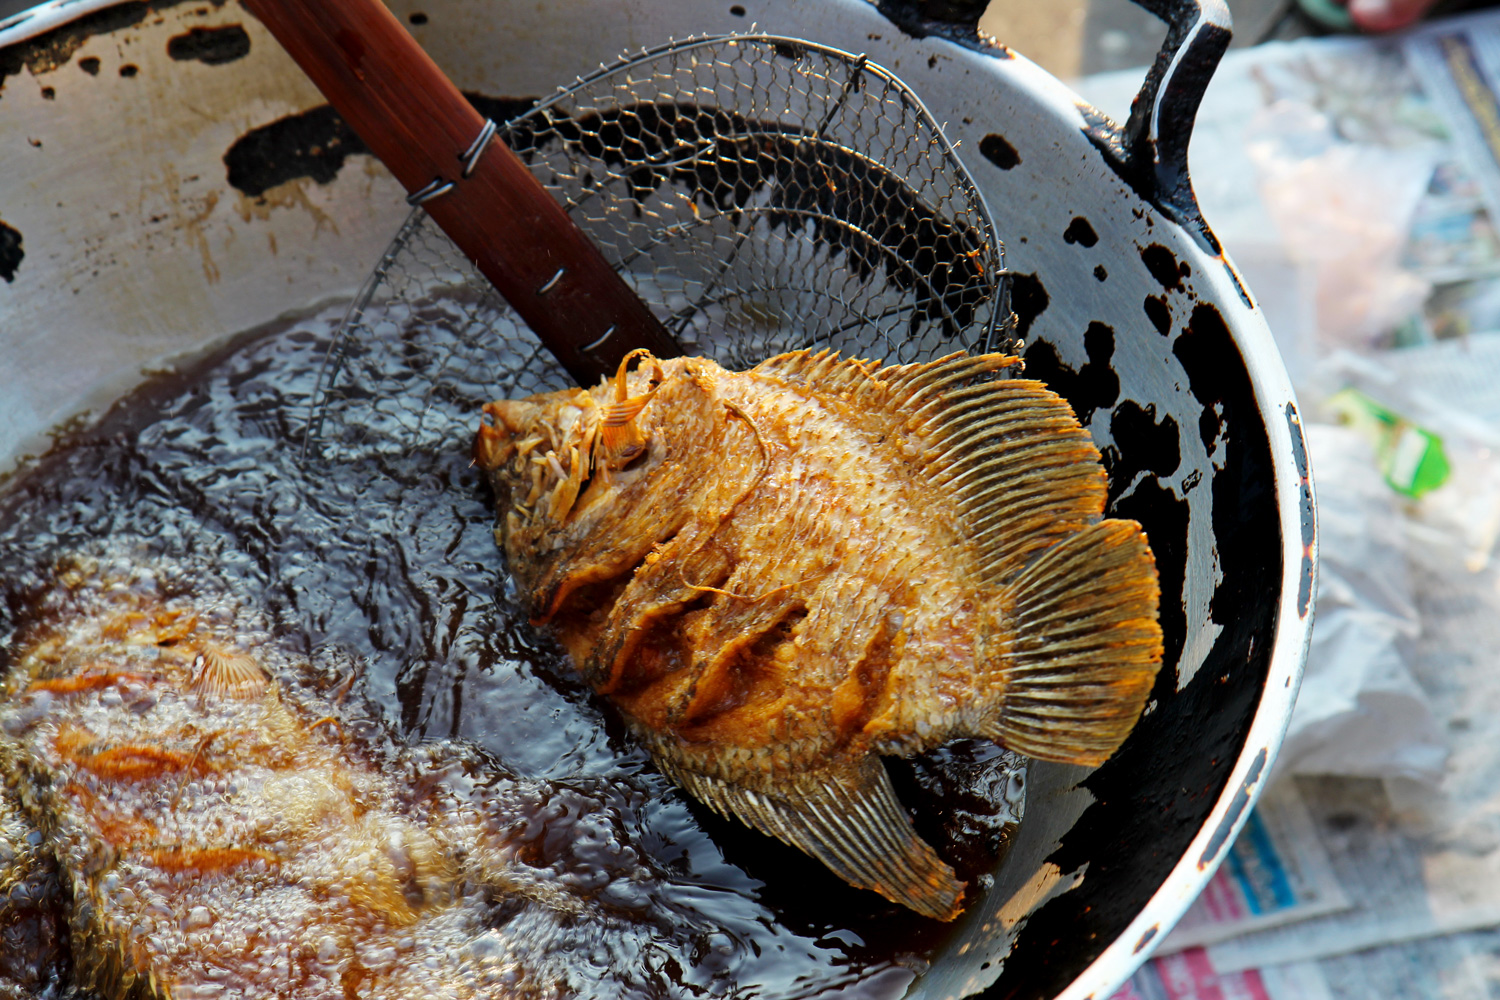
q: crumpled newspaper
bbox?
[1278,340,1500,784]
[1275,422,1447,782]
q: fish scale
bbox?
[477,348,1163,921]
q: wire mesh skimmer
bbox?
[305,33,1014,458]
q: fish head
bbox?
[475,352,672,572]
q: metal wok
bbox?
[0,0,1313,997]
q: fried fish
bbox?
[0,561,580,1000]
[474,349,1164,921]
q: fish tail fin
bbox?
[981,519,1164,766]
[659,755,965,921]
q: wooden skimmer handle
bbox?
[240,0,682,386]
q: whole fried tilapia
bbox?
[475,349,1164,921]
[0,560,590,1000]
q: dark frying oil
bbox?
[0,312,1018,999]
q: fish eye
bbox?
[614,442,647,468]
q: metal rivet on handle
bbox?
[460,118,498,178]
[406,177,456,205]
[582,325,618,353]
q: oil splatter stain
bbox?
[233,178,340,237]
[1110,477,1190,689]
[0,220,22,282]
[1173,302,1282,635]
[224,104,363,198]
[1141,243,1189,292]
[225,94,535,199]
[1103,401,1181,486]
[166,24,250,65]
[183,191,221,283]
[1009,272,1048,337]
[978,133,1020,171]
[1021,321,1119,426]
[871,0,1002,52]
[0,1,225,88]
[1063,217,1098,248]
[1144,295,1171,336]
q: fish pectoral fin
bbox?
[598,348,664,469]
[189,643,270,700]
[984,518,1164,765]
[660,755,965,921]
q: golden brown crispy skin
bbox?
[0,564,563,1000]
[478,350,1163,920]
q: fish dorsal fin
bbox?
[750,348,879,393]
[655,753,965,920]
[873,353,1107,586]
[755,349,1106,586]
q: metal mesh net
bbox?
[306,33,1011,459]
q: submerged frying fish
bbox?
[0,560,592,1000]
[475,349,1164,920]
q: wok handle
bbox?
[873,1,1231,245]
[1081,0,1233,249]
[239,0,681,386]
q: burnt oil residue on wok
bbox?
[1062,217,1098,248]
[1140,243,1189,292]
[224,94,537,199]
[1021,321,1119,428]
[0,0,229,89]
[1104,402,1181,486]
[870,0,1012,56]
[165,24,251,65]
[0,313,1025,998]
[0,219,21,282]
[1197,749,1267,869]
[978,133,1021,171]
[1144,295,1172,337]
[1008,272,1048,338]
[991,300,1281,1000]
[1102,400,1190,690]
